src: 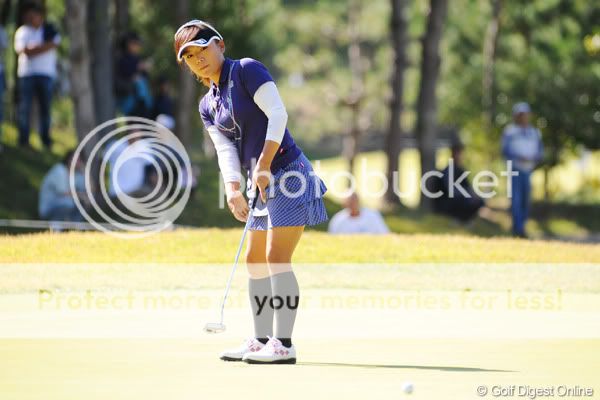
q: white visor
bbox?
[177,37,221,61]
[175,19,223,61]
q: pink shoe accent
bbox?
[246,339,263,353]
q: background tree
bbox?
[173,0,196,148]
[384,0,409,207]
[341,0,368,174]
[415,0,448,210]
[65,0,95,153]
[88,0,116,127]
[482,0,502,131]
[114,0,129,46]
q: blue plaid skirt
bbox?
[247,153,328,230]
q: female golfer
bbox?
[174,20,328,364]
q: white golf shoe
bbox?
[220,338,265,362]
[242,337,296,364]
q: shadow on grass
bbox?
[297,361,515,372]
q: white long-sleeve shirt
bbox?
[207,80,288,183]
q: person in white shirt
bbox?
[328,192,390,234]
[105,135,152,196]
[501,102,544,238]
[14,3,61,149]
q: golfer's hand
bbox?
[226,189,249,222]
[252,163,271,203]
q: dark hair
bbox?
[173,23,221,88]
[451,143,464,156]
[22,1,44,15]
[119,31,142,52]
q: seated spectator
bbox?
[328,192,389,234]
[114,32,152,118]
[38,150,86,222]
[105,134,152,196]
[433,143,485,222]
[135,163,172,197]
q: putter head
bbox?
[204,322,226,334]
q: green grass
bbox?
[1,228,599,294]
[1,229,599,265]
[1,228,599,400]
[0,338,597,400]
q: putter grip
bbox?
[250,187,260,210]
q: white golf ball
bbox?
[402,382,414,394]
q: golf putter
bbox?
[204,186,260,334]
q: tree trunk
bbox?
[384,0,409,207]
[415,0,448,210]
[114,0,129,44]
[482,0,502,130]
[87,0,116,194]
[343,100,361,175]
[175,0,196,149]
[343,0,365,176]
[0,0,11,25]
[65,0,95,152]
[88,0,116,126]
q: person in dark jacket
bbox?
[434,143,485,222]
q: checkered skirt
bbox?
[247,153,328,230]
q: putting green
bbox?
[1,286,599,399]
[1,338,598,399]
[1,230,598,399]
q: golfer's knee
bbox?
[267,249,293,275]
[246,240,266,262]
[246,250,268,278]
[266,247,292,264]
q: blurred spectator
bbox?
[0,23,7,152]
[39,150,86,222]
[105,134,152,196]
[328,192,389,234]
[433,142,485,222]
[114,32,153,118]
[152,75,174,120]
[502,102,544,238]
[14,2,61,150]
[136,163,162,197]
